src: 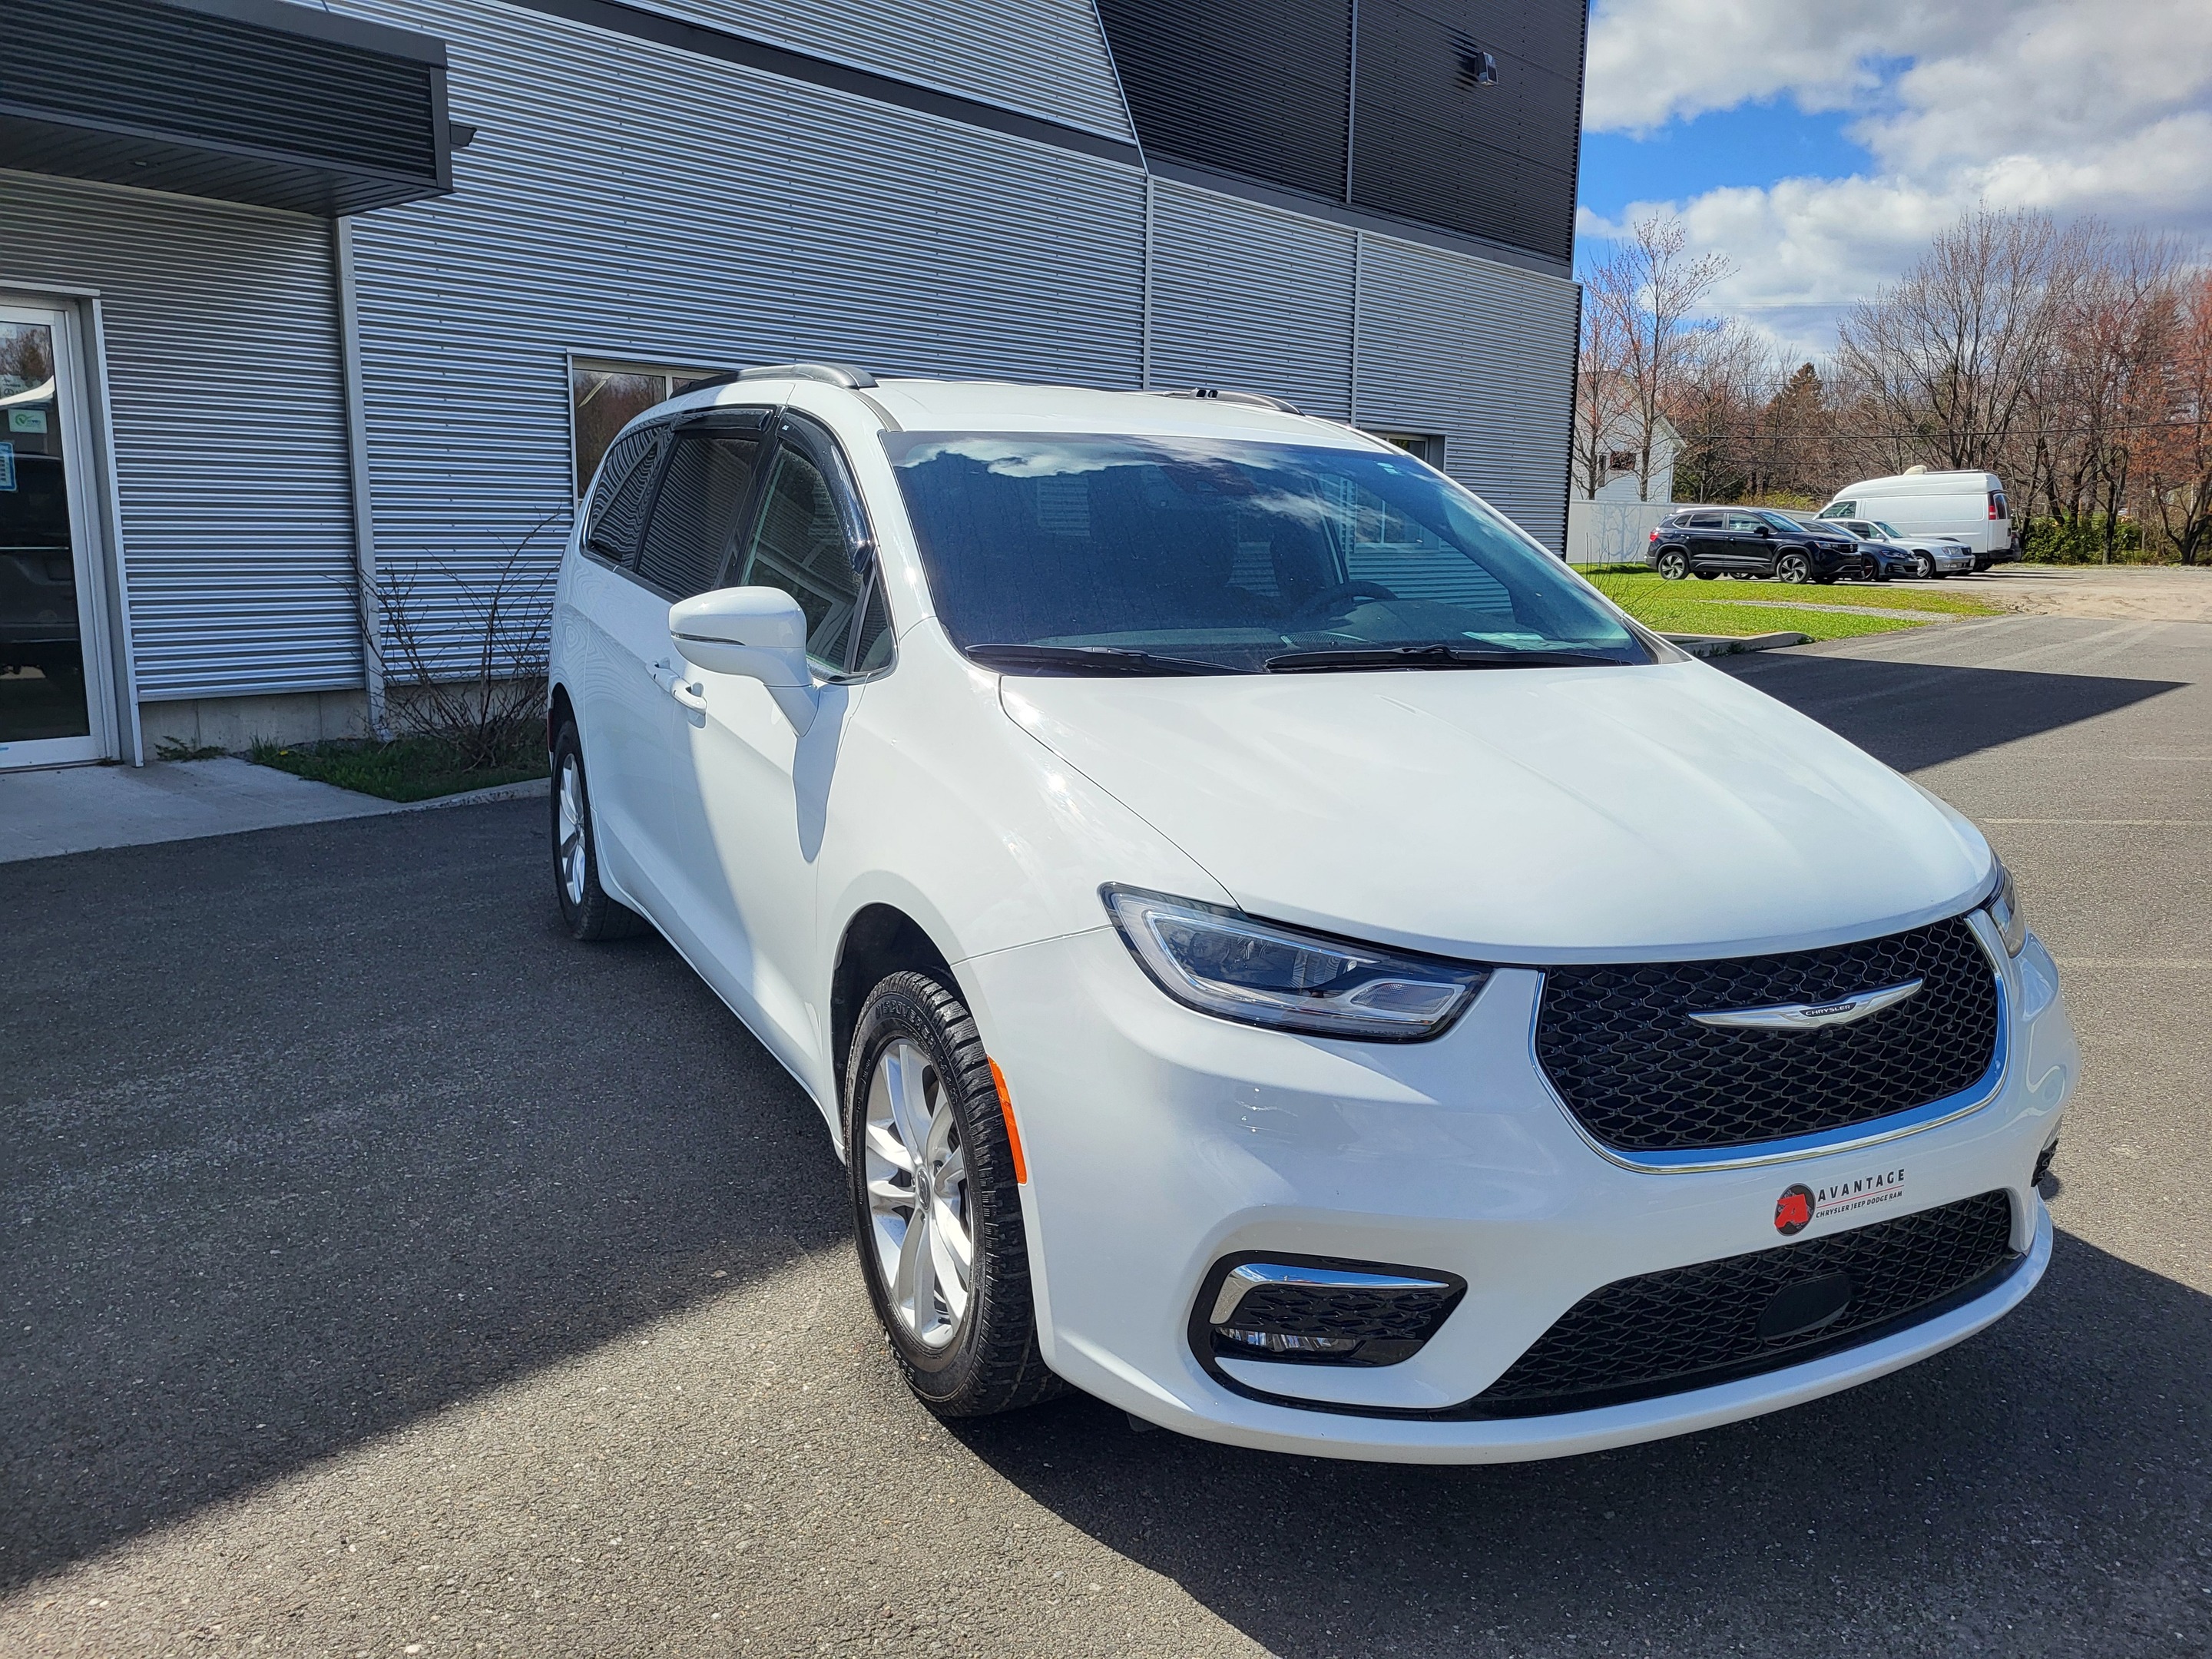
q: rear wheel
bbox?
[1657,550,1689,580]
[846,971,1061,1418]
[551,723,645,942]
[1694,570,1718,581]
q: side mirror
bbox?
[1756,525,1773,537]
[669,586,819,734]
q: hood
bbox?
[999,661,1991,962]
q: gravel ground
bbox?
[1936,563,2212,624]
[2,612,2207,1658]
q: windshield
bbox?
[1757,510,1812,532]
[1874,521,1903,538]
[880,433,1651,671]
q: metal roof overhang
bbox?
[0,0,455,217]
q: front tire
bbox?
[1776,551,1811,584]
[846,971,1060,1418]
[551,723,645,941]
[1914,553,1936,579]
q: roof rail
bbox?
[736,361,878,388]
[1161,386,1303,416]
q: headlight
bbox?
[1102,886,1490,1041]
[1985,861,2028,955]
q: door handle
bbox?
[651,661,709,712]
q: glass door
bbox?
[0,299,109,768]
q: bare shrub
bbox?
[353,512,562,767]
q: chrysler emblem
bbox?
[1687,979,1922,1032]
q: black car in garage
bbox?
[1645,508,1869,584]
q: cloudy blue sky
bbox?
[1574,0,2212,358]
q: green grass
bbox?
[251,732,547,803]
[1573,566,2001,641]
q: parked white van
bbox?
[1818,469,2015,568]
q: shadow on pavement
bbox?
[0,802,848,1593]
[953,1230,2210,1655]
[1718,652,2185,773]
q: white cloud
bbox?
[1583,0,2212,356]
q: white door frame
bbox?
[0,291,121,769]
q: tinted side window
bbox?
[851,576,895,673]
[1687,512,1721,528]
[584,429,662,565]
[738,435,866,670]
[636,430,763,598]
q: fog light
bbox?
[1217,1328,1362,1357]
[1195,1256,1465,1369]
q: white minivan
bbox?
[1818,469,2015,568]
[548,365,2075,1463]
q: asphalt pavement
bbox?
[2,611,2207,1657]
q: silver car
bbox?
[1826,517,1978,578]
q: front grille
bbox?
[1535,914,2000,1153]
[1469,1191,2017,1415]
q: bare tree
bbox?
[1573,286,1636,497]
[1666,318,1777,503]
[2052,233,2184,560]
[1583,216,1733,502]
[1834,208,2080,478]
[2140,269,2212,565]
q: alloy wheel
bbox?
[863,1038,973,1349]
[1916,554,1935,579]
[1777,552,1810,583]
[556,754,588,908]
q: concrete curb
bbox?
[392,776,550,812]
[1661,631,1813,658]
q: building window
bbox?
[1369,431,1447,468]
[571,357,727,498]
[1607,449,1638,475]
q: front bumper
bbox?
[955,922,2077,1463]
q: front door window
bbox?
[0,305,103,767]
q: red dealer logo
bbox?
[1774,1184,1816,1236]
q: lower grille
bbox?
[1468,1191,2018,1416]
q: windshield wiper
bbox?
[1263,644,1624,673]
[964,643,1246,677]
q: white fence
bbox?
[1564,498,1674,567]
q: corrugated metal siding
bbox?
[1354,233,1578,551]
[1098,0,1350,197]
[1147,181,1356,419]
[0,172,360,699]
[540,0,1133,141]
[331,0,1145,667]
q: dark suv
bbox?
[1645,508,1869,584]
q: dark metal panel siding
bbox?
[1356,234,1578,551]
[1147,182,1356,419]
[3,0,441,178]
[624,0,1137,140]
[1350,0,1582,263]
[333,0,1145,667]
[0,174,360,698]
[1096,0,1349,200]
